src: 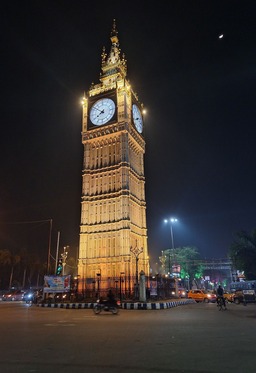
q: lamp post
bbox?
[130,245,143,299]
[82,259,86,299]
[92,280,96,297]
[124,258,131,298]
[164,218,178,250]
[96,271,101,298]
[164,217,179,296]
[119,272,125,301]
[47,219,53,274]
[61,246,69,276]
[115,279,119,298]
[73,275,80,301]
[164,218,178,274]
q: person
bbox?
[216,285,226,309]
[106,289,116,306]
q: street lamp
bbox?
[164,218,178,251]
[130,245,143,299]
[164,218,178,274]
[61,246,69,276]
[164,217,179,296]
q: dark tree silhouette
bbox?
[229,229,256,280]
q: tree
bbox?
[0,247,46,289]
[8,253,21,289]
[0,249,12,288]
[0,250,21,289]
[27,254,46,288]
[0,249,11,266]
[229,229,256,280]
[161,246,203,289]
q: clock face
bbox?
[132,104,143,133]
[90,98,116,126]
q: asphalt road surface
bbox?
[0,301,255,373]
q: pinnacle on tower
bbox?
[110,19,119,45]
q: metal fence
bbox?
[76,275,178,301]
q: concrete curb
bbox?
[37,299,195,310]
[122,299,195,309]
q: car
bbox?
[233,289,256,304]
[2,289,25,301]
[187,289,217,303]
[0,290,7,301]
[223,291,234,303]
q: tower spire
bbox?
[100,19,127,81]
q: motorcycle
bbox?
[93,299,119,315]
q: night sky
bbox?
[1,1,256,265]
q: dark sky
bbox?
[1,1,256,264]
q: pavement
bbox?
[37,298,195,310]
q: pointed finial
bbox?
[111,19,118,37]
[110,19,119,45]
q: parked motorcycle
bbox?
[93,299,119,315]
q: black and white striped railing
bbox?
[37,299,195,310]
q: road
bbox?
[0,301,255,373]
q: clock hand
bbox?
[96,109,105,118]
[94,106,104,114]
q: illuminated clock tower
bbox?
[78,20,149,293]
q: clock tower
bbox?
[78,20,149,295]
